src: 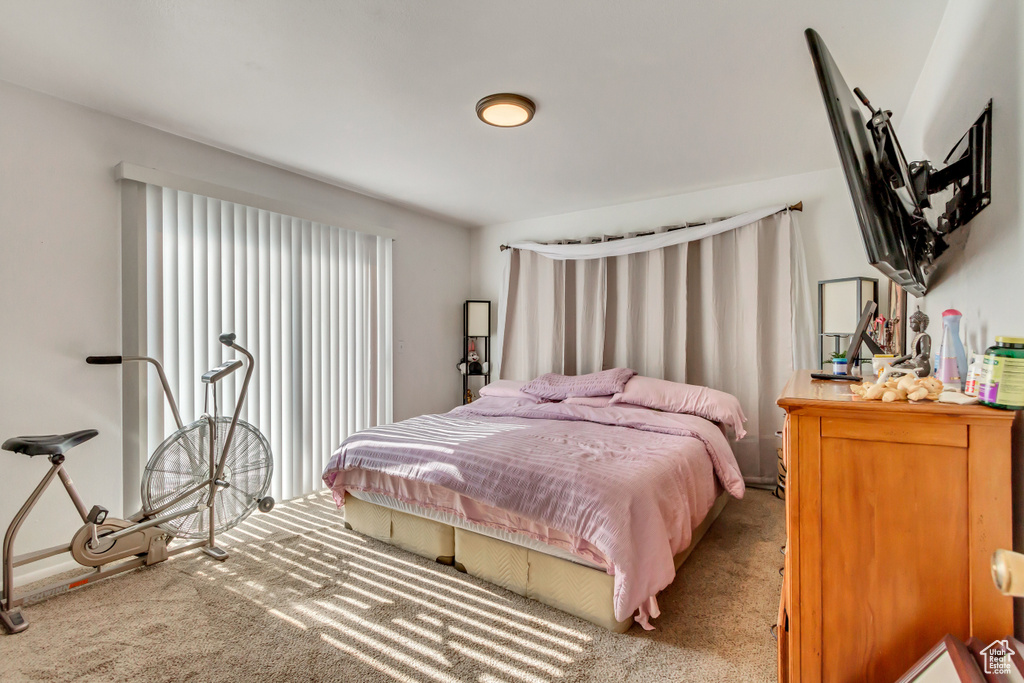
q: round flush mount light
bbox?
[475,93,536,127]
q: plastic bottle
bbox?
[964,354,984,397]
[938,309,968,390]
[978,337,1024,410]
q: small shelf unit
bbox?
[462,300,491,404]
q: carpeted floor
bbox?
[2,488,784,682]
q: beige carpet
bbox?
[2,489,784,682]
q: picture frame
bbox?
[965,636,1024,683]
[896,634,986,683]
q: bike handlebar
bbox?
[86,356,123,365]
[87,355,184,430]
[214,333,254,466]
[86,333,250,438]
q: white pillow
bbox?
[478,380,539,402]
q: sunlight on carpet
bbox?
[208,492,591,681]
[3,489,783,683]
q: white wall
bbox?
[470,166,882,375]
[900,0,1022,360]
[0,81,470,582]
[897,0,1024,634]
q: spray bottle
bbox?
[937,309,968,390]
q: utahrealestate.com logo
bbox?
[980,639,1015,675]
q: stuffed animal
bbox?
[851,369,943,403]
[467,349,482,374]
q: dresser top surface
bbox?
[778,370,1017,422]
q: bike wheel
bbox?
[140,417,273,539]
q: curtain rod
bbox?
[498,201,803,251]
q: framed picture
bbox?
[896,634,986,683]
[965,636,1024,683]
[1008,637,1024,682]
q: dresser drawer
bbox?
[821,416,967,448]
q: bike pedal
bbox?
[1,608,28,634]
[87,505,109,525]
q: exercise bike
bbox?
[1,333,274,634]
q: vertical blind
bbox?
[145,184,393,501]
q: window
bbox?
[124,181,392,503]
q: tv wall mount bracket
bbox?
[856,89,992,265]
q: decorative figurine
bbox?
[893,308,931,377]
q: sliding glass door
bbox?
[134,183,392,502]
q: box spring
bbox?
[342,491,729,632]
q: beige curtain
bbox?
[499,211,804,483]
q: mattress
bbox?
[324,395,745,626]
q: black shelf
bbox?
[462,300,491,404]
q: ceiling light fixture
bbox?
[475,93,535,128]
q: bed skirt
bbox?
[342,491,730,632]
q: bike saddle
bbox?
[2,429,98,457]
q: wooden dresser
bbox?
[776,370,1014,683]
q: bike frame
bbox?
[0,336,255,627]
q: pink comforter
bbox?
[322,396,745,628]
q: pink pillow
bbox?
[479,380,539,402]
[563,395,615,408]
[522,368,637,401]
[611,376,747,438]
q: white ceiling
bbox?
[0,1,948,227]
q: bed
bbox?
[322,384,746,632]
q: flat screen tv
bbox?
[805,28,992,296]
